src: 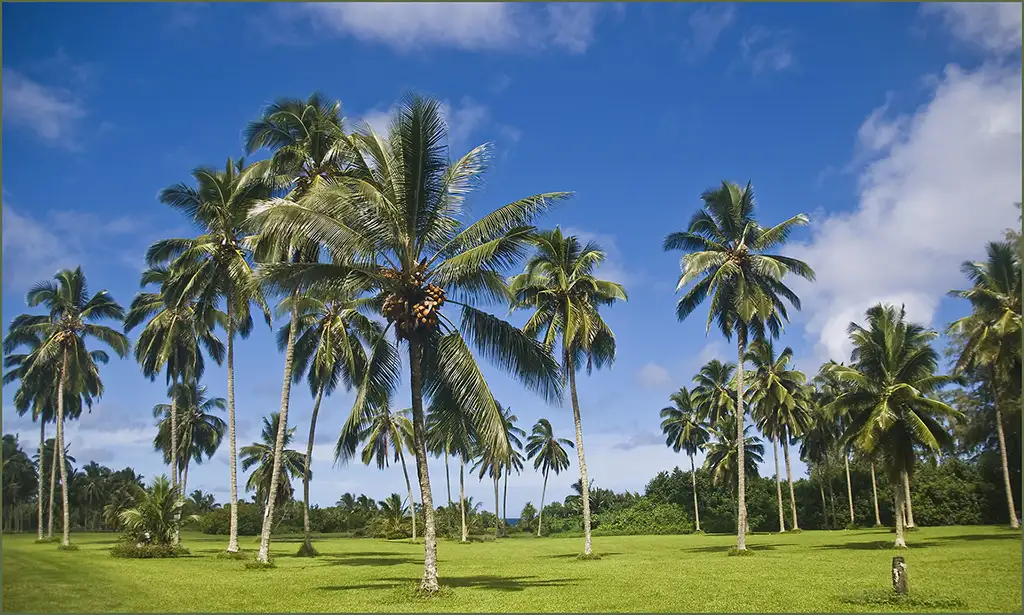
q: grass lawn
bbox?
[2,526,1020,612]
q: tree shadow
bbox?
[815,540,940,551]
[320,554,419,567]
[682,543,794,554]
[539,551,622,559]
[934,532,1022,544]
[319,575,577,593]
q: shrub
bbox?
[198,502,263,535]
[110,543,189,559]
[593,500,694,536]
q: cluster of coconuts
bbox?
[381,261,446,339]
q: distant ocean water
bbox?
[504,518,520,526]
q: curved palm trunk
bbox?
[56,351,71,547]
[993,399,1020,528]
[870,462,881,526]
[301,387,325,553]
[773,435,785,532]
[397,446,417,541]
[494,475,501,539]
[37,421,45,540]
[893,473,907,548]
[844,454,854,526]
[538,470,548,537]
[902,472,915,529]
[819,484,828,529]
[225,310,240,554]
[459,457,468,543]
[47,432,57,538]
[689,454,701,532]
[567,359,593,556]
[734,340,747,551]
[257,301,300,564]
[408,340,439,592]
[782,434,799,530]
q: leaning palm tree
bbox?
[4,268,129,547]
[337,405,418,540]
[664,180,813,551]
[525,418,573,537]
[746,340,807,532]
[704,414,763,533]
[509,227,627,556]
[241,413,308,522]
[249,94,566,591]
[827,304,961,547]
[147,158,274,553]
[153,382,226,494]
[660,387,710,532]
[948,240,1022,529]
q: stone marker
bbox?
[892,556,908,595]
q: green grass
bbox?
[3,526,1020,612]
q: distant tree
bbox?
[659,388,709,532]
[525,418,574,537]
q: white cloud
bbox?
[356,97,510,155]
[789,63,1022,363]
[922,2,1022,55]
[684,4,736,58]
[299,3,604,54]
[739,27,796,74]
[2,69,86,147]
[638,362,672,389]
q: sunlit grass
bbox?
[2,525,1020,612]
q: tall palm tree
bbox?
[153,382,226,495]
[337,406,418,540]
[664,180,813,550]
[827,304,961,547]
[427,396,478,543]
[499,405,526,531]
[250,95,566,591]
[746,340,807,532]
[4,268,129,546]
[659,387,709,532]
[509,227,627,556]
[691,359,737,427]
[282,291,379,555]
[704,414,763,533]
[814,361,860,527]
[948,240,1022,529]
[525,418,573,537]
[241,412,308,521]
[471,440,505,539]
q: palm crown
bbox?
[525,418,574,476]
[659,387,710,457]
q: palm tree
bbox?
[691,359,737,427]
[188,490,218,514]
[659,388,709,532]
[378,493,409,528]
[827,304,961,547]
[4,267,129,546]
[153,382,226,495]
[250,95,566,591]
[32,439,76,537]
[119,475,195,546]
[499,405,526,531]
[814,361,859,527]
[704,414,763,533]
[664,180,813,550]
[746,340,807,532]
[282,291,379,555]
[471,440,505,539]
[525,418,573,537]
[148,157,274,553]
[337,406,418,540]
[427,396,478,543]
[509,227,627,556]
[948,240,1022,529]
[241,412,308,524]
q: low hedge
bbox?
[110,543,190,559]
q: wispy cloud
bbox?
[2,69,86,148]
[684,4,736,60]
[637,362,673,390]
[921,2,1022,55]
[738,27,796,74]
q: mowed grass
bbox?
[3,526,1020,612]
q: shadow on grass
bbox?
[815,540,940,551]
[320,553,420,567]
[682,543,795,554]
[320,575,577,593]
[934,532,1022,544]
[539,551,622,559]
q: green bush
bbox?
[110,542,190,559]
[593,500,694,536]
[197,502,263,536]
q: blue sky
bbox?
[2,2,1021,515]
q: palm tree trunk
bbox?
[902,472,915,529]
[459,457,468,543]
[445,450,452,508]
[773,435,785,532]
[503,471,509,535]
[734,339,747,551]
[397,446,417,541]
[829,482,837,529]
[870,462,881,526]
[783,434,799,530]
[689,454,701,533]
[170,374,181,547]
[47,431,57,538]
[844,454,854,527]
[994,402,1020,528]
[182,460,190,500]
[301,386,325,553]
[566,357,593,555]
[893,473,907,548]
[37,421,45,540]
[494,475,501,539]
[538,470,548,537]
[408,339,439,592]
[256,301,300,564]
[819,483,828,529]
[56,350,71,547]
[225,309,240,554]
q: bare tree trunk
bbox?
[502,471,509,535]
[170,375,180,547]
[459,457,467,543]
[398,446,416,541]
[893,474,907,548]
[408,340,439,592]
[301,387,324,554]
[47,430,57,538]
[902,472,916,529]
[819,484,828,529]
[538,470,548,537]
[445,450,452,508]
[783,433,799,530]
[773,435,785,532]
[182,460,190,500]
[870,462,881,526]
[225,308,240,554]
[37,421,45,540]
[494,475,501,539]
[56,351,71,547]
[567,358,593,556]
[256,301,299,564]
[689,454,701,532]
[735,339,747,551]
[844,454,854,526]
[994,403,1020,528]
